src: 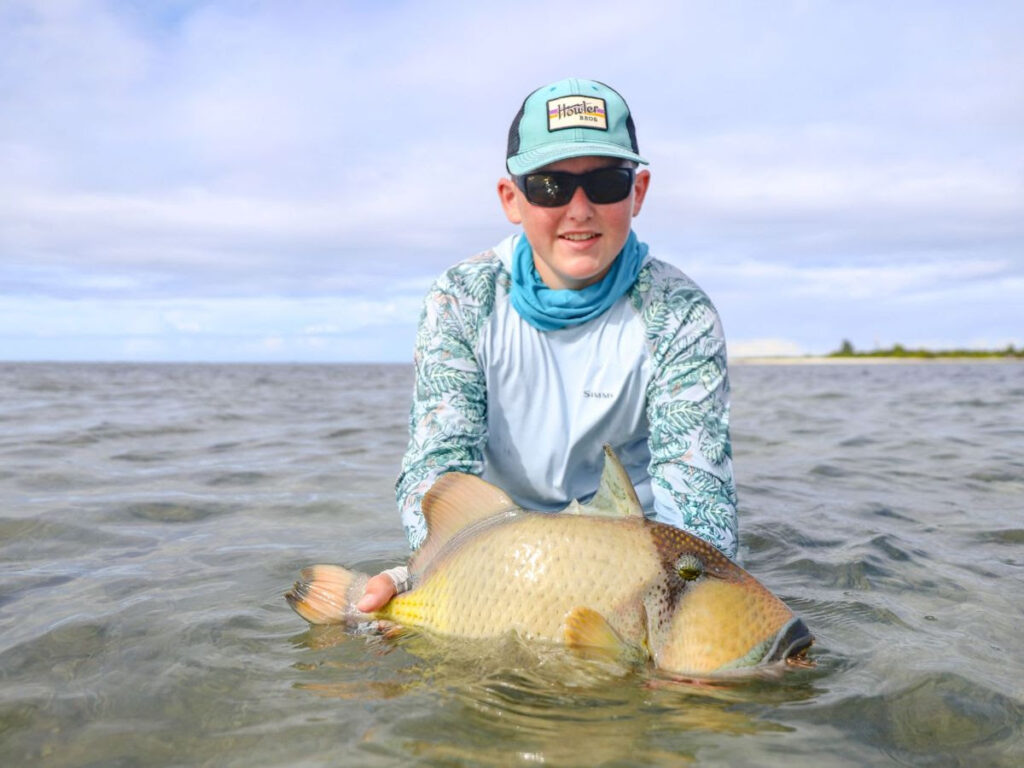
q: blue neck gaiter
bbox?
[509,231,648,331]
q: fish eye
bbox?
[675,554,704,582]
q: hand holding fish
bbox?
[356,572,398,612]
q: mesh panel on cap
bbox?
[506,100,527,161]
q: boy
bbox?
[358,78,736,611]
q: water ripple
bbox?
[2,361,1023,766]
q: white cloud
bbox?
[729,338,806,358]
[0,294,424,338]
[648,128,1024,239]
[694,257,1013,300]
[1,0,1022,360]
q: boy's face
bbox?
[497,156,650,290]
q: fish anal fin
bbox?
[573,444,644,518]
[410,472,520,575]
[563,606,645,666]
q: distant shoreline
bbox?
[732,355,1022,365]
[1,356,1019,367]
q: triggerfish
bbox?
[286,446,812,677]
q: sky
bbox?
[1,0,1022,362]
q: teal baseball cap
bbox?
[506,78,648,175]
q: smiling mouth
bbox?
[560,233,599,242]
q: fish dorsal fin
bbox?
[574,444,644,518]
[409,472,520,576]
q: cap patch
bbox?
[547,96,607,132]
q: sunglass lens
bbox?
[524,174,573,207]
[520,168,635,207]
[584,169,633,204]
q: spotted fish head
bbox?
[644,524,813,676]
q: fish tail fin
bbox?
[285,564,370,625]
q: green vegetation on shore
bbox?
[828,340,1023,359]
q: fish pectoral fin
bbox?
[563,607,645,665]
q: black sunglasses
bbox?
[513,167,636,207]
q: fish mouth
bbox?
[764,617,813,663]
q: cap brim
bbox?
[507,142,648,175]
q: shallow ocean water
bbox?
[1,361,1022,767]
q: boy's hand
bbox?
[355,572,397,613]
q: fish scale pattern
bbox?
[386,514,659,642]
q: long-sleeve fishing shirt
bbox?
[395,234,739,559]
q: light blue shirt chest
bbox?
[478,236,655,512]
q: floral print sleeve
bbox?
[395,252,502,549]
[632,261,739,558]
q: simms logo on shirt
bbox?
[547,96,608,131]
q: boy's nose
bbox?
[564,185,594,219]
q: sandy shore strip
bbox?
[731,355,1023,365]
